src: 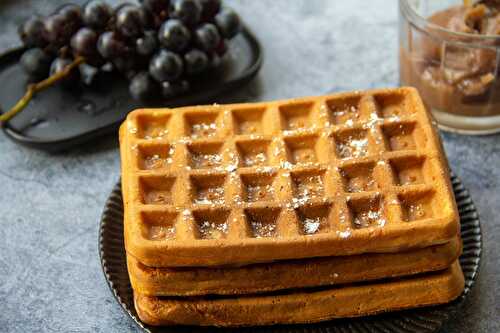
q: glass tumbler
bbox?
[400,0,500,134]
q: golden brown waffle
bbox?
[128,237,461,296]
[120,87,459,267]
[134,261,465,327]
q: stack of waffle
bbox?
[119,87,464,327]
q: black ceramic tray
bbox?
[0,26,262,152]
[99,173,482,333]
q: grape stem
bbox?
[0,56,85,124]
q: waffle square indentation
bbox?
[334,129,370,159]
[138,144,174,170]
[240,173,277,202]
[291,169,325,200]
[284,134,319,165]
[232,107,266,135]
[390,156,425,186]
[348,196,386,229]
[140,175,176,205]
[187,142,224,169]
[295,203,332,235]
[236,139,271,167]
[184,111,220,139]
[279,102,315,131]
[399,191,435,222]
[374,93,411,118]
[190,174,226,205]
[340,162,377,193]
[141,211,178,241]
[244,207,281,238]
[326,96,362,126]
[382,122,417,151]
[136,114,171,140]
[193,209,231,239]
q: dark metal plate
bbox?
[99,173,482,333]
[0,27,262,152]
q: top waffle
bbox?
[120,87,459,267]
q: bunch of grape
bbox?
[17,0,241,101]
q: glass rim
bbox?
[400,0,500,42]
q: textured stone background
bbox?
[0,0,498,332]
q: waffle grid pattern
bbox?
[121,88,458,266]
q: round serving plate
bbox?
[0,26,262,152]
[99,173,482,333]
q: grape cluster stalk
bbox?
[0,0,241,123]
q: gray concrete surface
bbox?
[0,0,498,332]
